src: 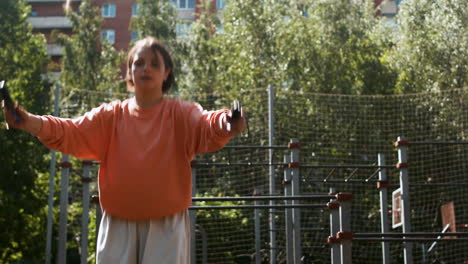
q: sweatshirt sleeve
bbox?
[182,101,233,157]
[35,102,115,161]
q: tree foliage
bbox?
[180,0,220,96]
[0,0,51,262]
[3,0,467,262]
[131,0,178,44]
[387,0,467,92]
[130,0,185,92]
[58,0,125,116]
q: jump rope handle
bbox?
[231,100,242,123]
[1,80,22,123]
[226,100,242,133]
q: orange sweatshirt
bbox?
[37,97,232,220]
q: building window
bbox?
[216,24,223,33]
[102,3,116,18]
[132,3,139,17]
[216,0,226,9]
[176,21,191,38]
[31,10,38,17]
[131,31,139,42]
[101,30,115,44]
[170,0,195,9]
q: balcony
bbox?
[46,44,64,56]
[378,0,398,16]
[27,0,80,3]
[28,16,71,29]
[177,10,196,21]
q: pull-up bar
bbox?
[190,161,397,169]
[192,194,336,202]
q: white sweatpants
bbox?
[96,210,190,264]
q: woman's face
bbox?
[131,46,170,94]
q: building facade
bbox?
[27,0,226,60]
[27,0,399,71]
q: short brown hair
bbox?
[126,37,175,93]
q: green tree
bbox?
[0,0,51,262]
[388,0,467,92]
[130,0,185,92]
[180,0,220,96]
[215,0,284,95]
[295,0,395,94]
[131,0,178,44]
[58,0,125,116]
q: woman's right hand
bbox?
[2,102,42,135]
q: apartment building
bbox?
[27,0,225,60]
[375,0,401,27]
[27,0,399,70]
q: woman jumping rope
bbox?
[2,36,246,263]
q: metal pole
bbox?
[290,138,302,263]
[284,155,294,263]
[57,155,70,264]
[378,153,390,264]
[268,84,276,264]
[190,166,197,264]
[254,189,261,264]
[45,82,60,264]
[397,136,413,264]
[339,200,352,264]
[196,225,208,264]
[329,188,340,264]
[93,195,102,246]
[80,161,92,264]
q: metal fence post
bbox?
[254,187,262,264]
[268,84,276,264]
[92,195,101,246]
[284,154,294,263]
[396,136,413,264]
[45,82,60,264]
[329,188,341,264]
[338,194,352,264]
[290,138,302,263]
[191,165,197,264]
[57,155,71,264]
[378,153,391,264]
[80,160,92,264]
[195,225,208,264]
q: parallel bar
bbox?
[354,238,468,242]
[408,141,468,145]
[222,145,289,150]
[192,195,335,202]
[354,232,468,237]
[308,179,380,183]
[191,162,285,167]
[302,164,397,169]
[191,162,397,169]
[189,204,327,210]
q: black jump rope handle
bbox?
[231,100,241,123]
[0,80,21,122]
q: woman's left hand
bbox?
[224,108,246,136]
